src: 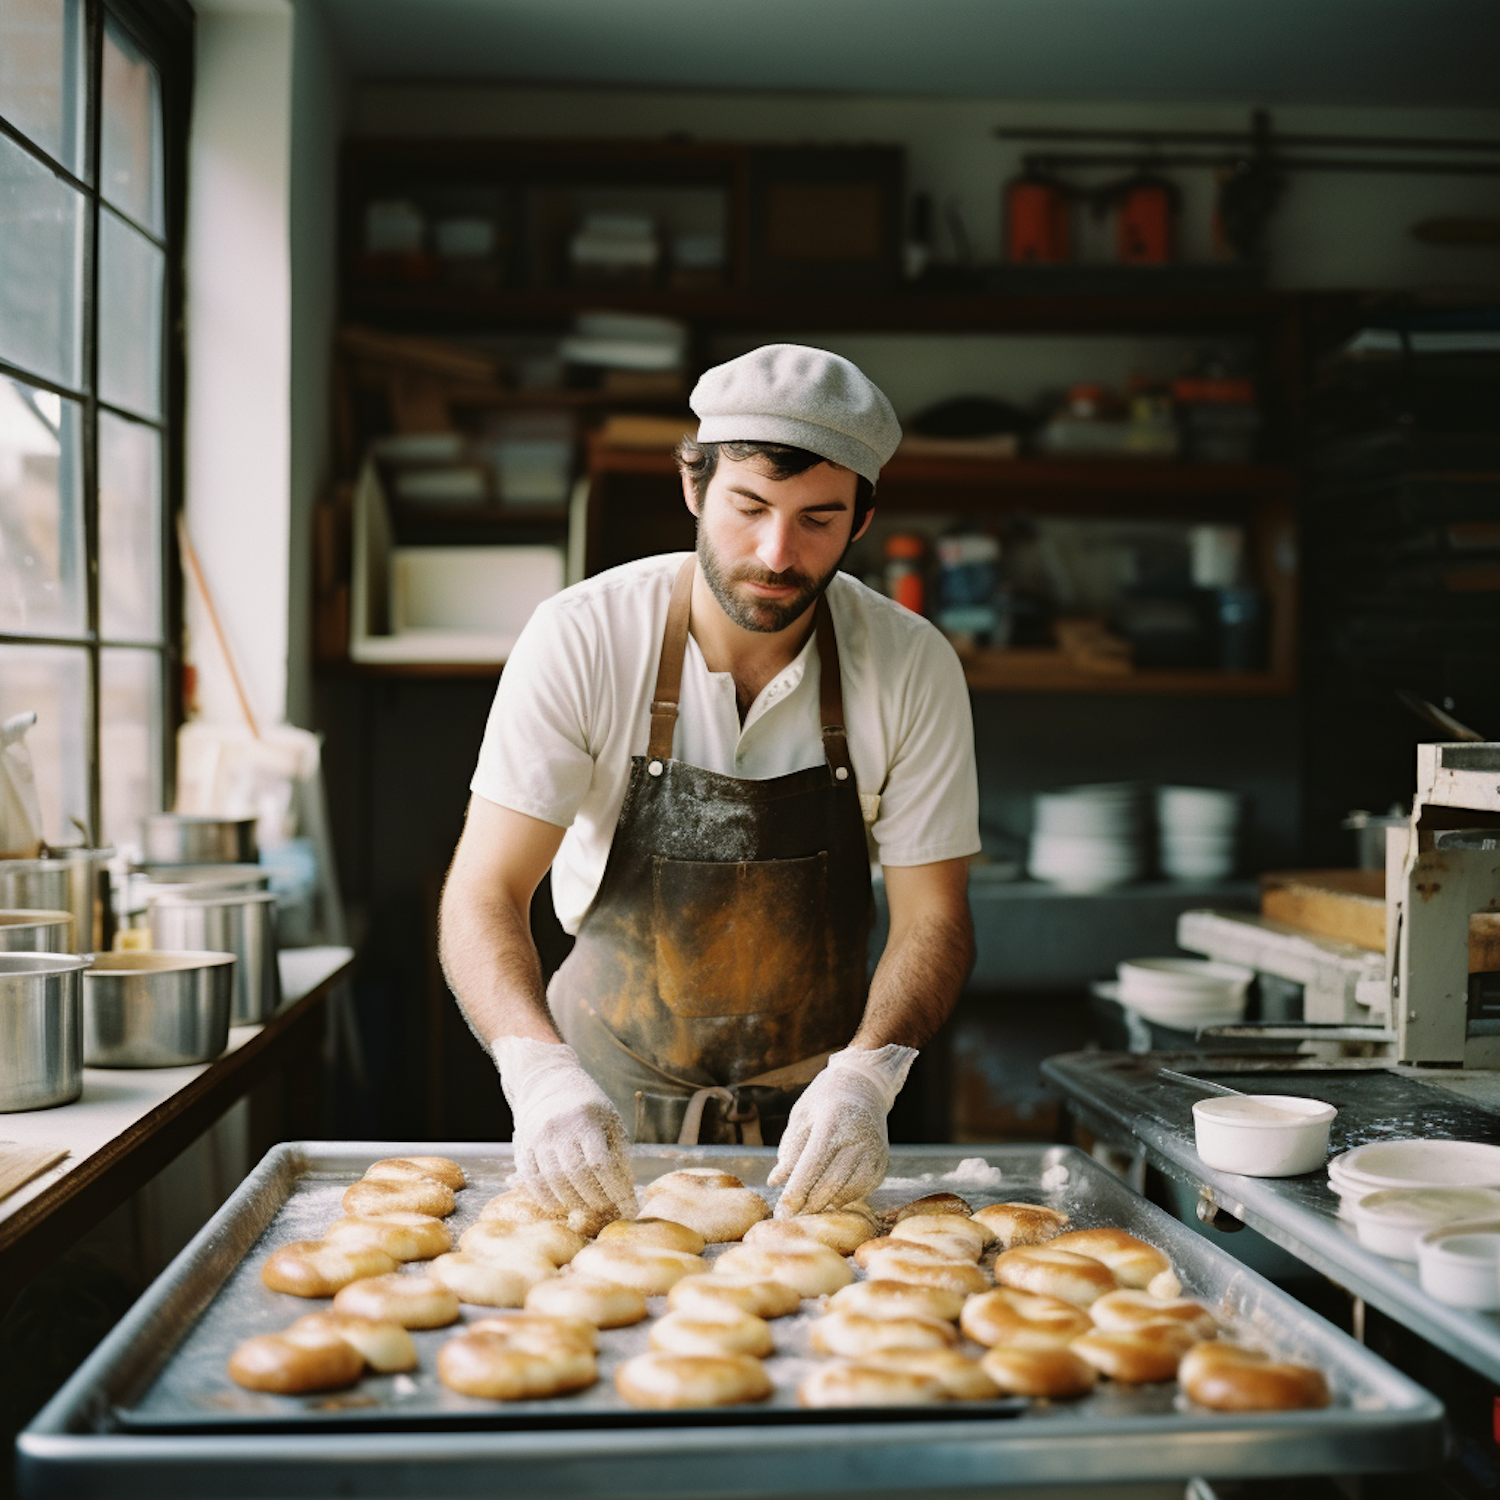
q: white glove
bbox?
[492,1036,638,1221]
[768,1045,917,1217]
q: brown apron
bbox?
[547,558,873,1146]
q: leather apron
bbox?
[547,558,873,1147]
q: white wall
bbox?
[352,85,1500,292]
[185,0,343,733]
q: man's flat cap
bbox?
[690,344,901,486]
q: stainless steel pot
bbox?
[0,909,74,953]
[117,864,270,927]
[147,890,280,1024]
[0,850,115,952]
[82,951,235,1067]
[141,815,257,867]
[0,952,88,1112]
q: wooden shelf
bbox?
[957,648,1295,696]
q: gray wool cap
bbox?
[690,344,902,486]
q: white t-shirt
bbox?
[471,553,980,934]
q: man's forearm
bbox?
[850,905,975,1050]
[438,877,559,1048]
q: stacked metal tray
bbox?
[19,1143,1444,1497]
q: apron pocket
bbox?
[653,852,830,1018]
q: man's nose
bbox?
[756,515,797,575]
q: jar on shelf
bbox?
[883,533,926,615]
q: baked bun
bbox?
[615,1351,772,1409]
[1072,1323,1195,1384]
[569,1241,706,1296]
[713,1240,854,1297]
[458,1218,584,1267]
[972,1203,1070,1249]
[863,1349,1000,1401]
[331,1272,461,1328]
[960,1288,1093,1349]
[827,1279,964,1324]
[322,1213,452,1263]
[857,1246,988,1296]
[363,1156,467,1191]
[810,1309,957,1357]
[289,1311,417,1373]
[595,1217,705,1256]
[1179,1341,1330,1412]
[886,1192,972,1224]
[649,1307,773,1358]
[743,1210,875,1256]
[980,1344,1098,1399]
[437,1323,596,1400]
[261,1241,398,1297]
[1049,1228,1180,1299]
[888,1214,989,1262]
[342,1179,455,1220]
[852,1236,954,1270]
[227,1326,364,1394]
[666,1273,801,1320]
[429,1250,554,1307]
[639,1170,770,1243]
[994,1246,1117,1307]
[1089,1289,1217,1342]
[524,1275,648,1328]
[797,1360,947,1408]
[469,1310,597,1353]
[481,1186,613,1239]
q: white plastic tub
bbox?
[1192,1094,1337,1177]
[1417,1219,1500,1309]
[1348,1187,1500,1261]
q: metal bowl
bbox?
[147,890,280,1024]
[117,865,269,926]
[0,851,115,952]
[141,815,258,868]
[82,951,235,1067]
[0,910,74,953]
[0,952,88,1112]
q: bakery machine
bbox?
[1177,741,1500,1068]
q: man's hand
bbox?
[768,1045,917,1216]
[492,1036,638,1221]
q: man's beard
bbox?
[697,526,840,633]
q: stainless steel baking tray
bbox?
[19,1142,1444,1497]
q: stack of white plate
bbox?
[1029,784,1149,891]
[1327,1139,1500,1218]
[1157,785,1241,881]
[1116,957,1253,1028]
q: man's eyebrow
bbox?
[726,485,849,513]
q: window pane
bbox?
[101,12,163,234]
[0,131,84,389]
[98,410,161,639]
[100,646,162,849]
[98,206,163,419]
[0,379,84,636]
[0,0,85,176]
[0,643,89,845]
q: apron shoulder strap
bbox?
[814,597,854,783]
[648,557,696,762]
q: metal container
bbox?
[0,951,88,1112]
[141,814,258,868]
[117,864,270,928]
[0,850,115,952]
[0,909,74,953]
[82,950,235,1067]
[147,890,280,1024]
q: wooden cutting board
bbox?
[1260,869,1500,971]
[0,1142,68,1205]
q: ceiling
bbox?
[319,0,1500,108]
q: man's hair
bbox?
[675,437,876,530]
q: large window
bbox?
[0,0,190,849]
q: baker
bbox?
[440,344,979,1224]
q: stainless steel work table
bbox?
[1042,1050,1500,1384]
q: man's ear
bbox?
[851,504,875,545]
[679,468,700,518]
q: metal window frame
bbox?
[0,0,193,844]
